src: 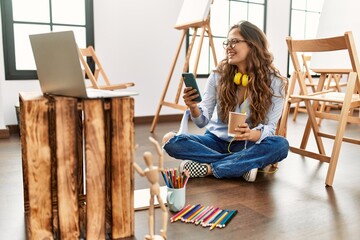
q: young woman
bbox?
[162,21,289,182]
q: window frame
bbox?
[0,0,94,80]
[287,0,323,77]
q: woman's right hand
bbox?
[183,87,200,108]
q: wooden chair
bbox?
[78,46,135,90]
[292,55,317,121]
[292,54,348,123]
[277,31,360,186]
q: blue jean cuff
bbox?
[210,164,220,178]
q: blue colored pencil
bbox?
[219,209,238,228]
[203,209,223,227]
[185,205,205,223]
[210,211,229,230]
[196,207,217,225]
[181,204,202,221]
[209,210,228,226]
[218,210,234,227]
[161,171,170,187]
[201,208,222,227]
[192,205,210,223]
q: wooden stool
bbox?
[20,92,134,239]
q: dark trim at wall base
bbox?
[134,114,183,124]
[0,127,10,138]
[6,125,19,135]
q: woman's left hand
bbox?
[234,123,251,141]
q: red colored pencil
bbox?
[170,204,191,222]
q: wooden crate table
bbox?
[19,92,134,239]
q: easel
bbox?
[150,1,218,133]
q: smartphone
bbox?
[182,72,202,102]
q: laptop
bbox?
[29,31,138,98]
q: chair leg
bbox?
[301,100,326,155]
[316,101,327,126]
[325,72,357,186]
[292,102,300,121]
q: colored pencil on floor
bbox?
[202,209,222,227]
[170,204,191,222]
[200,207,220,227]
[210,210,229,230]
[173,204,197,222]
[170,204,237,230]
[185,205,205,223]
[195,206,215,225]
[208,210,227,227]
[219,210,238,228]
[193,206,212,224]
[181,204,201,222]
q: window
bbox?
[188,0,267,76]
[288,0,324,75]
[1,0,94,80]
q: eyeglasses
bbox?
[223,39,247,49]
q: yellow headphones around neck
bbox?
[233,72,249,87]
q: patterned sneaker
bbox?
[243,168,258,182]
[179,160,208,178]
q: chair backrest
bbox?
[78,46,111,89]
[301,54,317,92]
[78,46,135,90]
[301,54,312,77]
[286,31,360,95]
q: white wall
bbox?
[0,12,5,129]
[0,0,291,126]
[266,0,291,74]
[311,0,360,69]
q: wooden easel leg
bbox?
[150,30,187,133]
[150,22,218,133]
[206,23,218,66]
[192,26,206,75]
[175,28,199,103]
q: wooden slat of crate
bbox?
[48,96,59,239]
[76,105,86,236]
[83,99,106,239]
[111,97,134,238]
[20,92,53,240]
[54,96,80,239]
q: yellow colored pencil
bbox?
[209,211,229,230]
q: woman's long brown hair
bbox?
[216,21,287,127]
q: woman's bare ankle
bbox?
[206,164,212,176]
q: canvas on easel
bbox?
[150,0,217,132]
[174,0,212,29]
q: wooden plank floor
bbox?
[1,112,360,239]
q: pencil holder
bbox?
[167,187,186,212]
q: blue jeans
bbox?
[163,130,289,178]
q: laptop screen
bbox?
[29,31,88,98]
